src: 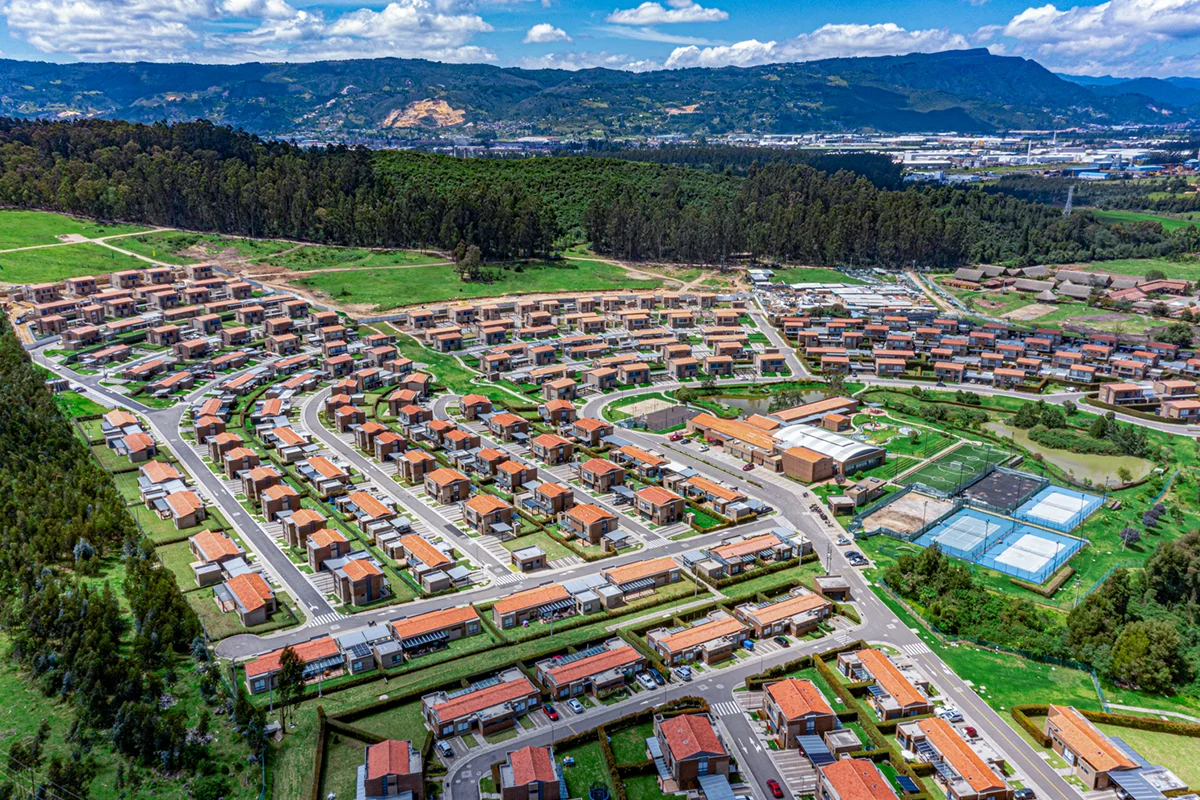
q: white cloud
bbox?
[593,24,714,44]
[1000,0,1200,58]
[665,22,969,68]
[524,22,570,43]
[517,49,659,70]
[606,0,726,26]
[0,0,213,60]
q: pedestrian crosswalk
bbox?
[488,571,522,587]
[310,612,342,627]
[711,701,743,717]
[900,642,931,656]
[548,555,583,569]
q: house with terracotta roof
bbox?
[1044,705,1137,790]
[463,494,515,537]
[531,433,575,466]
[297,455,351,498]
[218,572,276,627]
[396,533,453,572]
[613,445,667,478]
[735,588,832,638]
[192,414,226,444]
[306,528,352,571]
[762,678,837,748]
[137,460,184,503]
[358,739,424,800]
[243,635,342,694]
[531,482,575,517]
[118,432,158,463]
[399,449,437,483]
[262,483,302,521]
[535,639,644,700]
[897,717,1011,800]
[563,503,619,545]
[653,713,729,790]
[342,491,398,534]
[354,420,390,453]
[188,530,244,585]
[493,584,574,629]
[422,668,540,739]
[424,468,471,505]
[647,611,749,666]
[488,412,530,442]
[819,759,898,800]
[165,490,207,529]
[579,458,625,493]
[601,557,680,597]
[571,418,613,447]
[494,460,538,492]
[500,746,561,800]
[539,398,578,426]
[634,486,685,526]
[389,606,482,657]
[679,475,746,517]
[837,649,932,720]
[328,553,387,606]
[687,531,802,580]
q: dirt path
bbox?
[908,270,956,314]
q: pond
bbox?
[716,390,827,415]
[983,420,1153,485]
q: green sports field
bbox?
[898,442,1006,495]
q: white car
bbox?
[699,445,710,452]
[567,699,586,714]
[637,672,657,690]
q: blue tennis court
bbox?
[1013,486,1103,533]
[914,508,1015,562]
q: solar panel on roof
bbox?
[1109,770,1166,800]
[897,777,920,794]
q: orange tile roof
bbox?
[271,427,306,446]
[545,645,643,685]
[766,678,834,720]
[104,409,138,427]
[689,413,777,451]
[771,397,856,423]
[426,468,468,486]
[493,584,569,615]
[637,486,682,506]
[536,482,572,498]
[191,530,241,562]
[509,746,557,786]
[821,760,897,800]
[497,460,530,475]
[712,533,785,560]
[366,740,417,779]
[246,466,279,482]
[617,445,667,467]
[491,412,525,427]
[581,458,622,475]
[390,606,478,641]
[306,456,346,480]
[464,494,511,515]
[123,432,156,452]
[340,559,382,581]
[141,460,181,484]
[263,483,298,501]
[244,636,338,678]
[289,508,326,526]
[603,556,677,585]
[226,573,273,614]
[575,417,610,431]
[685,476,744,502]
[856,649,926,710]
[403,449,436,464]
[544,399,575,411]
[568,503,617,526]
[657,616,746,653]
[429,675,537,723]
[658,714,725,760]
[1046,705,1136,773]
[533,433,570,448]
[400,534,452,568]
[308,528,347,547]
[166,490,204,518]
[743,592,830,625]
[917,717,1005,794]
[348,491,393,519]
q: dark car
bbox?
[774,636,790,648]
[1014,790,1035,800]
[649,668,666,685]
[543,705,559,721]
[767,780,784,798]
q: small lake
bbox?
[984,420,1153,485]
[717,390,827,415]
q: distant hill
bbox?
[0,49,1188,139]
[1056,73,1200,108]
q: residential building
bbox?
[735,589,832,638]
[535,640,644,700]
[896,717,1011,800]
[653,714,729,791]
[493,584,574,629]
[358,739,424,800]
[563,503,619,545]
[648,611,749,666]
[463,495,515,536]
[500,746,561,800]
[762,678,837,748]
[1044,705,1137,790]
[819,760,898,800]
[836,649,932,720]
[422,669,539,739]
[243,636,342,694]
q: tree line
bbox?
[0,319,252,799]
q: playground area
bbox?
[897,442,1007,496]
[1013,485,1104,533]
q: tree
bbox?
[1117,466,1133,484]
[824,373,846,398]
[1145,269,1167,281]
[1110,619,1189,693]
[1119,527,1141,549]
[454,245,484,283]
[276,646,305,733]
[1089,415,1109,440]
[1062,400,1076,416]
[1155,322,1195,347]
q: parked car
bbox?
[964,726,978,739]
[544,705,559,721]
[742,463,754,471]
[436,741,455,758]
[699,444,710,452]
[836,536,851,546]
[669,432,684,441]
[939,708,963,723]
[1014,789,1035,800]
[674,666,693,681]
[637,672,657,690]
[774,636,790,648]
[767,779,784,798]
[742,639,755,650]
[649,668,666,685]
[567,699,585,714]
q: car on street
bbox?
[964,726,977,739]
[767,780,784,798]
[938,708,964,723]
[637,672,657,690]
[649,668,666,685]
[674,666,693,681]
[567,699,585,714]
[544,704,560,721]
[774,636,790,648]
[436,741,455,758]
[742,463,754,471]
[669,432,684,441]
[1014,789,1035,800]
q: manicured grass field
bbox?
[722,560,826,601]
[384,329,489,397]
[897,442,1005,494]
[770,267,863,285]
[261,245,446,270]
[116,231,295,264]
[502,530,576,561]
[1092,210,1199,233]
[292,259,661,310]
[625,774,669,800]
[0,241,148,282]
[1095,724,1200,785]
[559,739,614,799]
[54,390,108,418]
[1079,257,1200,281]
[317,731,373,800]
[185,590,301,640]
[609,721,655,764]
[0,210,146,250]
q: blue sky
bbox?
[0,0,1197,77]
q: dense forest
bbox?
[0,117,1195,268]
[986,174,1200,215]
[0,320,257,798]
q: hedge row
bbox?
[1010,705,1052,747]
[711,555,809,590]
[744,638,867,690]
[1009,565,1074,598]
[310,706,328,800]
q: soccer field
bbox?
[898,442,1006,495]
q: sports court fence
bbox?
[1013,486,1104,533]
[848,484,916,534]
[914,508,1015,562]
[962,467,1049,516]
[975,525,1084,584]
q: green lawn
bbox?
[53,390,109,418]
[1075,257,1200,282]
[559,740,614,799]
[317,730,372,800]
[336,699,428,742]
[260,245,447,270]
[185,590,302,640]
[770,267,863,285]
[1091,210,1200,233]
[0,210,147,250]
[115,231,295,264]
[609,721,655,764]
[501,530,576,561]
[0,241,149,282]
[131,504,225,544]
[292,259,661,310]
[625,774,669,800]
[721,560,826,601]
[1094,724,1200,786]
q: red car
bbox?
[669,432,684,441]
[543,705,559,721]
[964,726,978,739]
[742,463,754,471]
[767,780,784,798]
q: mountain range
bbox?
[0,48,1194,139]
[1056,73,1200,109]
